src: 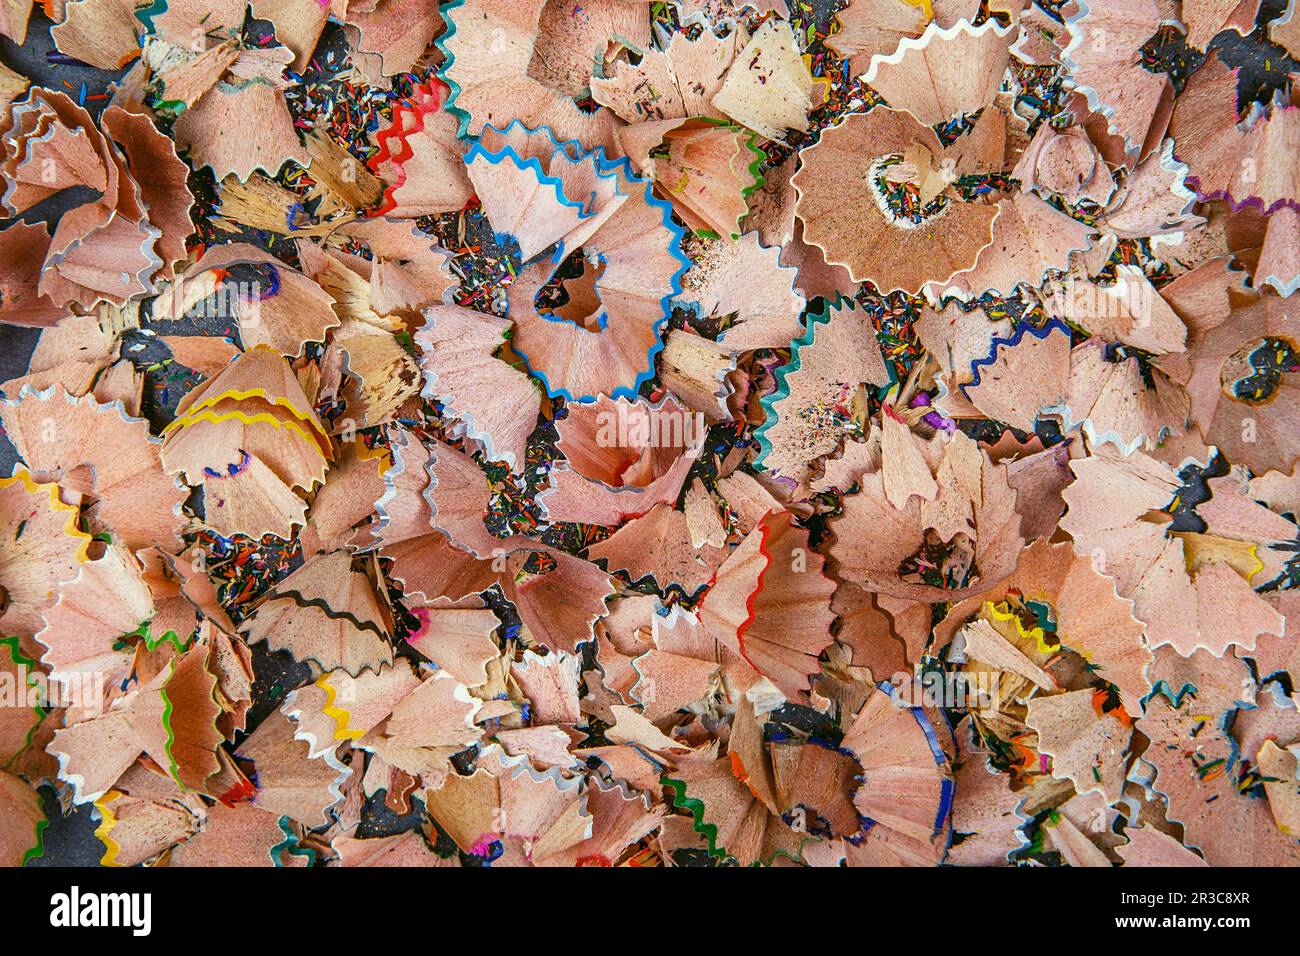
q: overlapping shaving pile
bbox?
[0,0,1298,868]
